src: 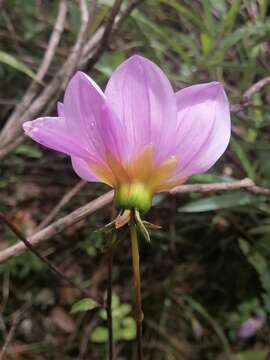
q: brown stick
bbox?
[1,178,270,264]
[230,76,270,113]
[36,180,87,230]
[170,178,254,194]
[86,0,124,70]
[0,309,22,360]
[0,0,68,145]
[0,0,96,151]
[0,213,104,307]
[0,190,114,263]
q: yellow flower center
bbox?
[88,145,186,212]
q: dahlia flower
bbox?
[23,55,230,212]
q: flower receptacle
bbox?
[114,182,153,213]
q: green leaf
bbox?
[231,138,256,178]
[120,317,136,340]
[0,50,37,80]
[233,350,267,360]
[71,298,99,314]
[90,326,109,343]
[15,144,42,159]
[201,32,212,55]
[178,192,259,213]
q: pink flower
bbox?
[23,55,231,212]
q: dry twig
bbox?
[0,213,104,306]
[1,178,270,264]
[0,309,23,360]
[0,0,68,146]
[0,190,114,263]
[230,76,270,113]
[36,180,87,230]
[170,178,254,194]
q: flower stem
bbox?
[130,211,143,360]
[106,252,114,360]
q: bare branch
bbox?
[0,191,114,264]
[0,213,104,306]
[231,76,270,113]
[0,309,23,360]
[86,0,124,70]
[36,180,87,230]
[0,0,68,146]
[2,178,270,264]
[0,0,96,153]
[0,134,25,159]
[170,178,255,194]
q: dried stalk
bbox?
[1,178,270,264]
[0,213,104,306]
[0,0,68,146]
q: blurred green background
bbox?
[1,0,270,359]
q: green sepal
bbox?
[134,209,150,242]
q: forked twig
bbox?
[1,178,270,264]
[0,213,104,307]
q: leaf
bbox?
[231,138,256,179]
[70,298,99,314]
[201,32,212,55]
[0,50,37,80]
[233,350,267,360]
[90,326,109,343]
[178,192,259,213]
[15,144,42,159]
[120,317,136,340]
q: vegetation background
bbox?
[0,0,270,359]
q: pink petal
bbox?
[105,55,177,162]
[23,117,91,159]
[63,71,123,162]
[57,102,64,117]
[174,82,231,177]
[71,157,98,182]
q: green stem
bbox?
[130,211,143,360]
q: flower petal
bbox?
[57,102,64,117]
[174,82,231,177]
[105,55,177,162]
[63,71,123,161]
[71,156,98,182]
[23,117,91,159]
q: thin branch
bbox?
[231,76,270,113]
[2,178,270,264]
[0,190,114,263]
[0,213,104,306]
[0,309,23,360]
[0,134,25,159]
[81,0,144,68]
[36,180,87,230]
[0,0,67,146]
[0,0,96,152]
[170,178,255,194]
[86,0,124,70]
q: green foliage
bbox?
[90,293,136,343]
[178,192,260,212]
[71,298,99,314]
[0,50,38,80]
